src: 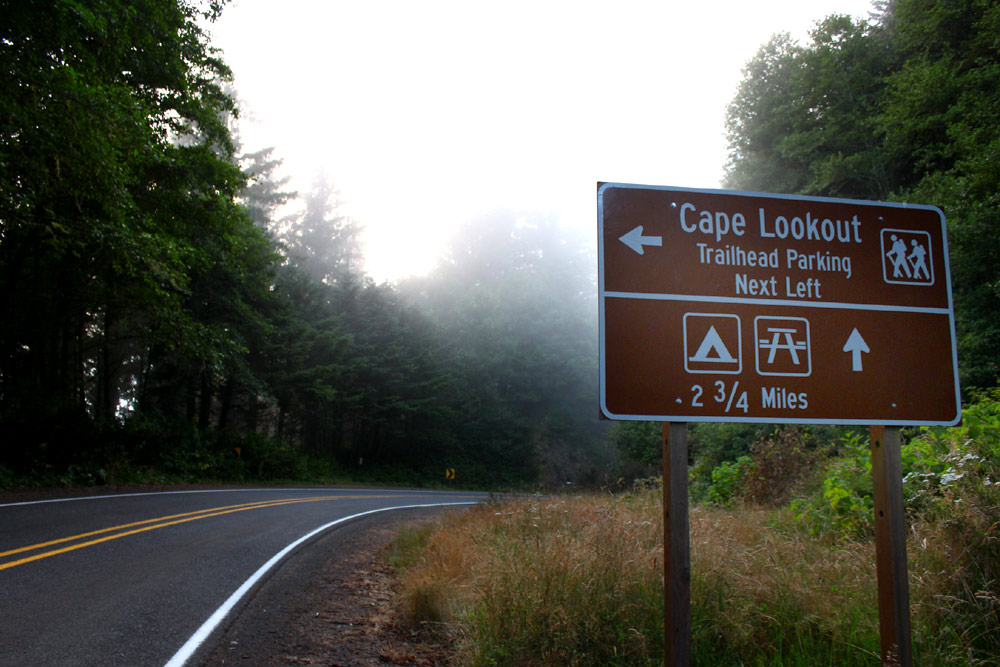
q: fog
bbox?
[209,0,879,283]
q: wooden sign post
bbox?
[871,426,913,666]
[663,422,691,667]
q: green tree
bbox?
[282,173,364,285]
[240,146,295,231]
[880,0,1000,388]
[725,14,900,199]
[725,0,1000,391]
[403,210,610,487]
[724,33,808,195]
[0,0,284,470]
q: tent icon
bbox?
[689,325,738,363]
[684,314,742,374]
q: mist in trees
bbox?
[0,0,611,489]
[240,146,296,230]
[401,211,610,486]
[281,174,364,285]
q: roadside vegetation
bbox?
[391,394,1000,665]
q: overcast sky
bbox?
[207,0,878,282]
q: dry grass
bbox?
[394,477,1000,666]
[687,504,880,665]
[396,491,891,666]
[398,493,663,665]
[907,494,1000,665]
[393,410,1000,665]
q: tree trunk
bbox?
[198,370,213,432]
[217,379,234,431]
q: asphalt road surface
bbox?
[0,487,486,666]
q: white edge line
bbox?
[163,501,478,667]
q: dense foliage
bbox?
[0,0,608,489]
[725,0,1000,391]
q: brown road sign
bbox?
[598,183,961,425]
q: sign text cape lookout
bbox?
[598,182,961,426]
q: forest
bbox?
[3,0,1000,496]
[0,0,609,489]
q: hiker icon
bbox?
[881,229,934,285]
[886,234,912,279]
[909,239,930,280]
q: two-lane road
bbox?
[0,487,486,666]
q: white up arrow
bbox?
[843,328,870,372]
[618,226,663,255]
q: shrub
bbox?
[783,393,1000,662]
[611,421,662,466]
[742,426,818,505]
[790,431,874,538]
[907,392,1000,664]
[0,465,14,490]
[688,424,776,503]
[706,456,751,506]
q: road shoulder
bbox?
[196,507,456,666]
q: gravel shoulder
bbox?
[197,507,459,666]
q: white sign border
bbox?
[597,182,962,426]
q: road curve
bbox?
[0,487,486,666]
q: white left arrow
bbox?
[843,328,870,372]
[619,226,663,255]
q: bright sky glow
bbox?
[208,0,878,282]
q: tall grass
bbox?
[399,493,664,665]
[395,401,1000,665]
[688,505,880,666]
[397,492,887,665]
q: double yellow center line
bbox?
[0,494,398,572]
